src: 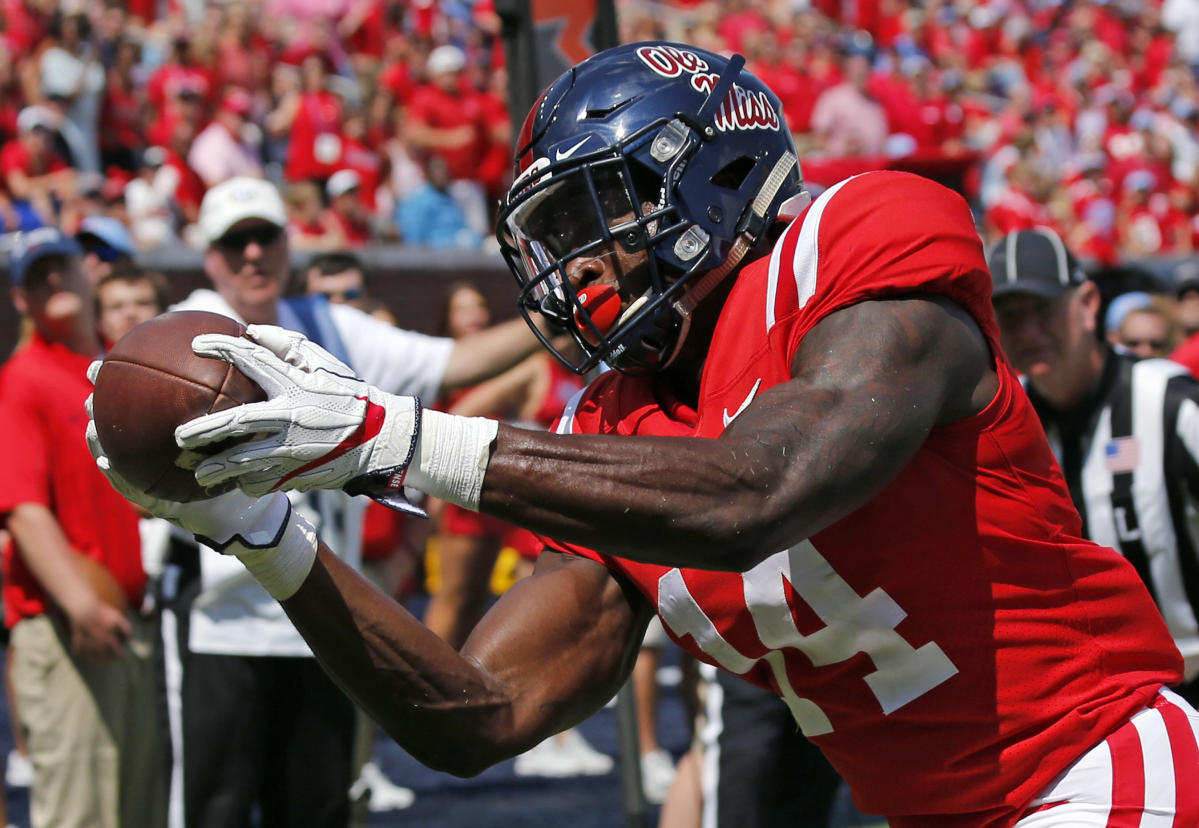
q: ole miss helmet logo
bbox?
[634,45,780,133]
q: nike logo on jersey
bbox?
[555,137,590,161]
[722,379,762,428]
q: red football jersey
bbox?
[546,171,1181,826]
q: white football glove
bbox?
[86,368,315,600]
[174,325,423,513]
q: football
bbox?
[91,310,267,502]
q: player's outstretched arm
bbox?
[478,295,998,570]
[283,545,651,776]
[90,385,650,775]
[178,295,996,571]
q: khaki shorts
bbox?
[11,612,165,828]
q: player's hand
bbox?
[174,326,422,509]
[85,370,292,553]
[88,369,316,600]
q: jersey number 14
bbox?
[657,541,959,736]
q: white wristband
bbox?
[403,410,499,510]
[227,511,318,601]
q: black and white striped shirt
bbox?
[1026,350,1199,683]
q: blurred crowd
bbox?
[637,0,1199,263]
[0,0,1196,261]
[4,2,1199,826]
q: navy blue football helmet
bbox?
[497,42,808,375]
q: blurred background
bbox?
[0,0,1197,351]
[2,1,1199,826]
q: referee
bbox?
[989,227,1199,703]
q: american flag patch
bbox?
[1105,437,1141,473]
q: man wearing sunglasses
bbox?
[304,250,366,306]
[989,226,1199,709]
[161,176,544,828]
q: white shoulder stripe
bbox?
[554,384,591,435]
[766,177,857,333]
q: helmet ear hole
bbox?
[710,157,757,190]
[583,97,640,121]
[625,160,662,208]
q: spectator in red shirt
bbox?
[0,42,23,144]
[269,52,345,187]
[715,0,771,54]
[1,0,46,55]
[146,34,216,128]
[787,35,843,137]
[323,169,372,246]
[0,227,163,828]
[162,119,207,229]
[1,107,76,227]
[336,108,384,214]
[1117,170,1191,257]
[146,85,206,153]
[363,83,394,150]
[1063,155,1120,265]
[285,179,347,252]
[406,44,489,238]
[745,31,820,135]
[984,160,1054,240]
[474,67,512,210]
[338,0,390,71]
[99,36,146,174]
[376,33,417,107]
[888,58,965,153]
[213,1,273,94]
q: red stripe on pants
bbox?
[1105,720,1145,828]
[1157,696,1199,827]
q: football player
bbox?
[90,43,1198,826]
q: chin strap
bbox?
[661,151,802,369]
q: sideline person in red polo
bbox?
[0,228,164,828]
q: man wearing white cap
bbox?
[324,169,371,246]
[406,44,490,237]
[160,176,544,828]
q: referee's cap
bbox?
[986,227,1087,300]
